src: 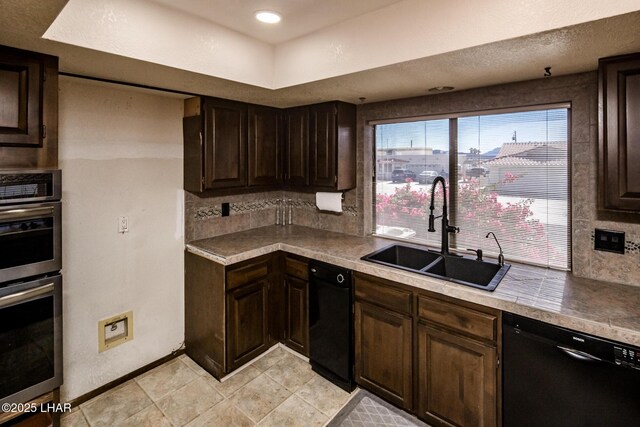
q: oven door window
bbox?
[0,295,55,398]
[0,217,54,270]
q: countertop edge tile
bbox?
[186,225,640,347]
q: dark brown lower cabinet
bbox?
[417,322,497,427]
[186,251,277,378]
[284,275,309,356]
[226,280,271,370]
[354,300,413,410]
[188,255,500,427]
[282,255,309,356]
[353,272,500,426]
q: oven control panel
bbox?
[614,346,640,369]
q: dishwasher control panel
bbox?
[614,346,640,369]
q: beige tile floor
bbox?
[61,346,354,427]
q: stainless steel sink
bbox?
[361,243,510,291]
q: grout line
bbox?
[71,407,92,427]
[278,342,310,362]
[320,388,363,427]
[218,344,281,382]
[131,359,198,426]
[232,399,259,425]
[249,390,295,425]
[132,376,168,425]
[294,383,356,419]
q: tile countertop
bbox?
[186,225,640,347]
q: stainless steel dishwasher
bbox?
[308,261,354,392]
[503,312,640,426]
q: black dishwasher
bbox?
[308,261,354,392]
[503,312,640,426]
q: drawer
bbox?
[355,274,412,315]
[285,256,308,281]
[227,258,271,290]
[418,296,497,342]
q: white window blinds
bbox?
[374,107,570,269]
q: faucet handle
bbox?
[466,248,483,261]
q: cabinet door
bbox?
[0,51,42,147]
[248,105,281,187]
[309,103,337,188]
[599,54,640,211]
[417,322,497,427]
[227,280,270,370]
[203,98,246,189]
[284,275,309,356]
[284,106,309,186]
[354,301,413,410]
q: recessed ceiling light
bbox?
[428,86,455,93]
[255,11,281,24]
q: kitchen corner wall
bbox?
[357,72,640,288]
[185,189,359,241]
[59,77,185,401]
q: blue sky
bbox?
[375,108,568,154]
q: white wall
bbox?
[58,77,184,401]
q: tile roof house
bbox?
[480,142,568,198]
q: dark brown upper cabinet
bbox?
[599,53,640,215]
[309,101,357,190]
[183,97,247,192]
[283,106,309,186]
[0,45,58,168]
[184,96,356,194]
[248,105,281,187]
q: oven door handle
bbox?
[0,283,54,308]
[0,206,54,221]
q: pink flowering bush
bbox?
[376,173,557,263]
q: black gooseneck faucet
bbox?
[428,176,459,255]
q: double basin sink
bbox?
[361,243,510,291]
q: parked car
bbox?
[391,169,417,183]
[468,167,488,178]
[418,170,439,184]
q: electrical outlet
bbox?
[118,216,129,233]
[594,229,625,254]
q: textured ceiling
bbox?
[150,0,402,44]
[1,1,640,107]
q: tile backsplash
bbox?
[185,189,359,242]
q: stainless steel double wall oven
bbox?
[0,169,63,405]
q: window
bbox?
[374,106,570,269]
